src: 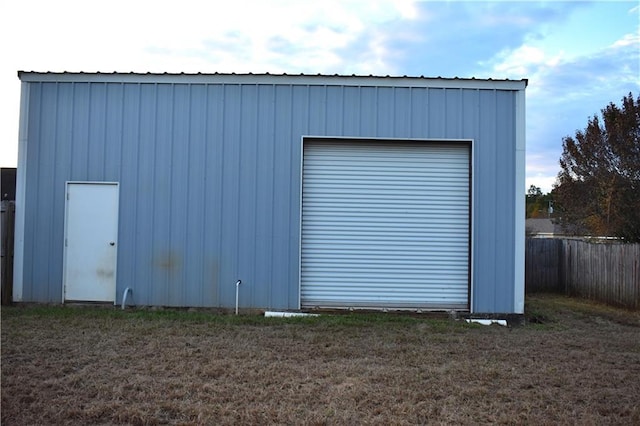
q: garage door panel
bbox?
[301,140,470,310]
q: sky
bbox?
[0,0,638,193]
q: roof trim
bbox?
[18,71,528,90]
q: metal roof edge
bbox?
[17,71,528,90]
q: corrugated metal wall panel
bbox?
[19,77,521,312]
[301,141,470,309]
[494,90,516,308]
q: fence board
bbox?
[526,238,640,309]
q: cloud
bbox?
[504,30,640,193]
[0,0,636,182]
[525,30,640,142]
[526,174,558,194]
[0,0,419,167]
[133,0,418,75]
[612,32,640,48]
[469,2,639,194]
[2,0,419,75]
[358,1,586,79]
[485,44,563,79]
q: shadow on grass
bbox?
[526,293,640,328]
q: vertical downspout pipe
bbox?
[235,280,242,315]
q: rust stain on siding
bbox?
[155,251,182,273]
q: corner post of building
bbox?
[513,83,527,313]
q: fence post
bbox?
[557,238,565,294]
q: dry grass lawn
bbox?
[2,294,640,425]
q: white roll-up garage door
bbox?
[300,140,470,310]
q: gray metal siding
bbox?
[19,77,521,312]
[473,90,517,312]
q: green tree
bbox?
[526,185,553,218]
[527,185,542,198]
[554,93,640,241]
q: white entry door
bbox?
[63,182,119,302]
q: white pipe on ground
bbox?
[465,319,507,326]
[235,280,242,315]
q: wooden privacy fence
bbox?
[526,238,640,309]
[1,200,15,305]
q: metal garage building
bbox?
[13,71,526,314]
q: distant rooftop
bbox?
[526,218,558,235]
[526,218,584,238]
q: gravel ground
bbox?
[2,294,639,425]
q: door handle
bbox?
[109,241,115,246]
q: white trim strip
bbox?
[513,89,526,314]
[18,72,528,91]
[12,82,30,302]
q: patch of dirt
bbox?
[2,295,640,425]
